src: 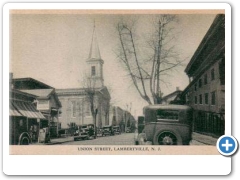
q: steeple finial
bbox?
[88,21,101,60]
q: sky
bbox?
[10,11,216,117]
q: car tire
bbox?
[153,130,182,145]
[20,136,30,145]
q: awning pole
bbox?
[27,117,29,132]
[57,109,59,137]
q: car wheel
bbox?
[20,136,30,145]
[157,131,178,145]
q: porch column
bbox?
[57,109,59,137]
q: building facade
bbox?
[12,77,62,137]
[56,25,111,129]
[162,87,182,105]
[56,87,110,129]
[181,14,225,136]
[109,106,136,132]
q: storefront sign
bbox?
[37,100,50,110]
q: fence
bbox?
[193,111,225,137]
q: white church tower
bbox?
[86,24,104,88]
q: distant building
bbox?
[109,106,136,132]
[181,14,225,136]
[56,25,111,129]
[162,87,182,105]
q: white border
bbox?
[3,3,231,175]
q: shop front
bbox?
[10,98,47,145]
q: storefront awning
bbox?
[9,102,22,116]
[11,101,46,119]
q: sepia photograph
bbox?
[8,8,225,155]
[2,1,235,176]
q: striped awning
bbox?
[9,102,22,116]
[11,101,46,119]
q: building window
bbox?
[199,94,202,104]
[71,101,76,117]
[205,93,209,105]
[69,122,76,128]
[211,68,215,81]
[91,66,96,76]
[219,58,225,85]
[194,84,197,91]
[85,103,91,116]
[195,96,197,104]
[204,74,208,85]
[211,91,216,105]
[198,79,202,88]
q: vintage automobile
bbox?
[73,125,89,141]
[102,125,115,136]
[135,105,193,145]
[74,124,95,141]
[126,127,131,133]
[81,124,95,136]
[113,126,121,135]
[97,127,103,137]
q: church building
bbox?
[56,25,111,129]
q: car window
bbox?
[156,110,179,121]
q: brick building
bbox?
[181,14,225,136]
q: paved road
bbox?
[61,132,206,145]
[63,133,135,145]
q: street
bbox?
[63,133,135,145]
[60,133,210,145]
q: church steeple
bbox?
[88,23,101,60]
[86,22,104,88]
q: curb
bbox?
[33,138,74,145]
[192,132,218,146]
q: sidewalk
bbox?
[33,136,74,145]
[192,132,218,145]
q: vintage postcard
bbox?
[3,3,232,175]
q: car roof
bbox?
[144,104,192,111]
[103,125,112,128]
[80,124,94,126]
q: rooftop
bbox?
[12,77,53,89]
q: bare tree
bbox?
[116,15,183,104]
[102,100,110,125]
[82,77,98,139]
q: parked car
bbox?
[113,126,121,135]
[73,126,89,141]
[81,124,95,137]
[126,127,131,133]
[97,127,103,137]
[102,125,115,136]
[135,105,193,145]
